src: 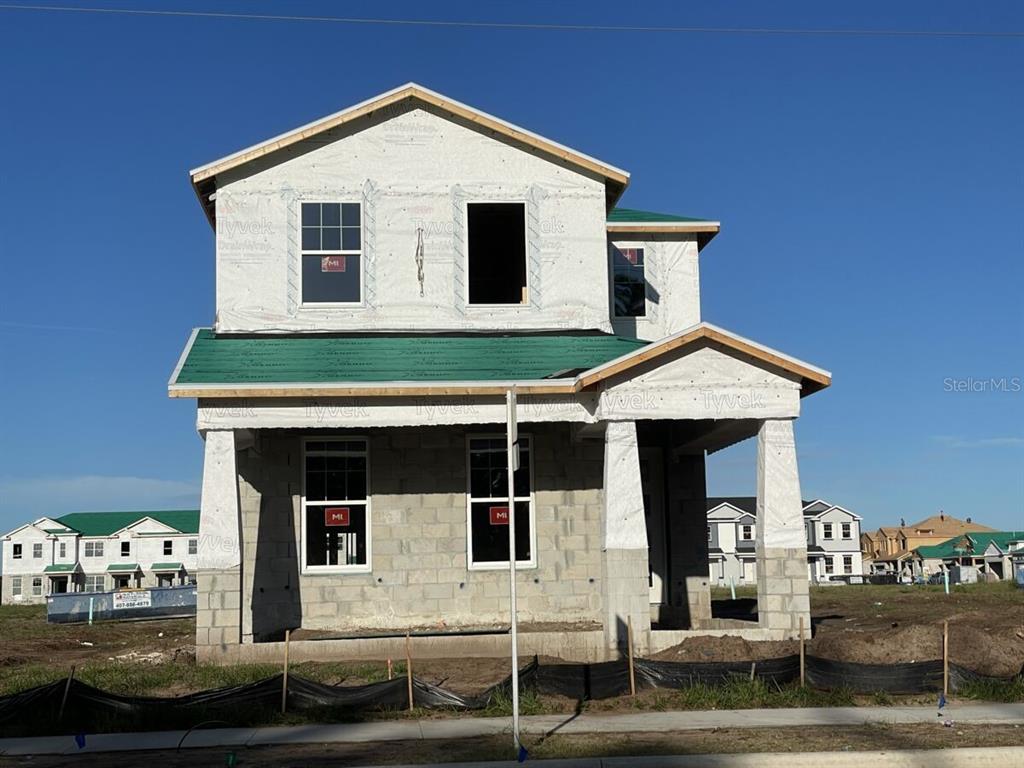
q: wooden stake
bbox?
[943,620,949,697]
[406,632,414,712]
[281,629,291,714]
[58,665,76,721]
[799,616,806,688]
[627,616,636,697]
[387,658,393,680]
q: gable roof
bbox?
[906,514,994,536]
[607,207,720,248]
[190,82,630,225]
[707,497,853,520]
[168,323,831,400]
[55,510,200,537]
[914,531,1024,560]
[2,518,67,539]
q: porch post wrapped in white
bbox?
[755,418,811,639]
[601,420,651,654]
[197,429,243,653]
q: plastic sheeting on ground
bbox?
[1,656,1020,736]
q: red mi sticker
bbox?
[325,507,350,526]
[489,506,510,526]
[321,255,346,272]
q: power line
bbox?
[0,3,1022,39]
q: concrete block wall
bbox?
[755,547,811,637]
[234,424,605,641]
[196,568,242,652]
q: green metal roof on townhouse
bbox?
[107,563,142,572]
[171,329,649,393]
[43,563,80,573]
[151,562,184,571]
[915,531,1024,559]
[55,510,200,537]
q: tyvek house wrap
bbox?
[213,104,614,334]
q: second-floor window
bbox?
[467,202,527,305]
[301,202,362,304]
[707,526,712,542]
[163,540,173,556]
[611,246,646,318]
[12,544,21,559]
[841,522,852,539]
[822,523,834,540]
[188,539,198,555]
[121,541,131,558]
[741,524,753,541]
[84,541,104,557]
[59,542,66,558]
[33,543,42,558]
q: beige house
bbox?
[863,512,994,577]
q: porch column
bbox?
[196,429,244,658]
[755,419,811,639]
[601,421,652,656]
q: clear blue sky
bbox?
[0,1,1021,535]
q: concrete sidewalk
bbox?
[0,702,1021,757]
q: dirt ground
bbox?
[1,583,1022,696]
[2,724,1023,767]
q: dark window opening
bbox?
[467,203,527,304]
[612,246,646,317]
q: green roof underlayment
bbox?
[607,207,712,223]
[57,510,200,537]
[173,330,650,385]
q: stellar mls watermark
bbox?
[943,377,1021,393]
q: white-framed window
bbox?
[707,526,712,542]
[824,557,834,575]
[121,541,130,557]
[741,524,754,541]
[188,539,198,555]
[31,577,43,596]
[841,522,852,539]
[83,575,105,593]
[84,541,104,558]
[11,577,22,596]
[822,523,834,540]
[301,438,371,573]
[843,555,853,574]
[163,540,173,556]
[59,542,66,559]
[611,245,646,318]
[300,201,362,305]
[32,543,42,558]
[467,435,535,570]
[12,543,21,559]
[466,201,528,305]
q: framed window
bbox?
[188,539,198,555]
[300,202,362,304]
[59,542,66,559]
[12,543,21,559]
[611,246,646,318]
[467,435,535,569]
[741,524,753,541]
[11,577,21,596]
[31,577,43,596]
[841,522,852,539]
[822,523,834,540]
[467,202,527,305]
[121,541,130,557]
[163,540,173,556]
[843,555,853,574]
[301,438,370,573]
[83,575,105,593]
[824,557,834,575]
[84,541,104,557]
[707,526,712,542]
[33,543,43,558]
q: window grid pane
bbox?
[304,440,369,568]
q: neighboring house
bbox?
[168,83,832,663]
[1,511,199,604]
[910,531,1024,581]
[707,498,862,586]
[862,513,994,578]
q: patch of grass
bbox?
[957,677,1024,703]
[666,677,855,710]
[870,690,894,706]
[481,685,545,717]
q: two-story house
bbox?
[706,498,861,586]
[1,511,199,604]
[168,83,831,663]
[861,512,993,577]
